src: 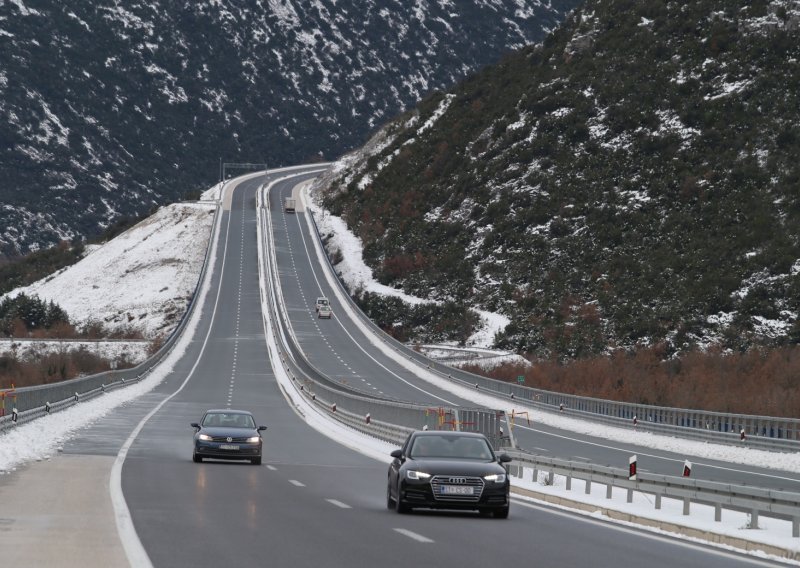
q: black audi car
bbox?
[191,409,267,465]
[387,430,512,518]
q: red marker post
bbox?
[682,460,692,477]
[628,455,637,481]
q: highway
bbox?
[1,169,788,566]
[268,174,800,494]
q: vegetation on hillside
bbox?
[462,345,800,417]
[0,293,70,336]
[0,293,144,389]
[0,345,139,390]
[320,0,800,361]
[0,213,148,296]
[355,292,479,345]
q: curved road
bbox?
[1,169,786,567]
[268,176,800,494]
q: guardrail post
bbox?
[714,504,722,522]
[585,479,592,494]
[626,488,633,503]
[793,517,799,538]
[683,497,690,516]
[566,475,571,491]
[750,510,759,530]
[606,483,612,499]
[655,494,661,510]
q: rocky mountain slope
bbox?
[0,0,580,258]
[315,0,800,359]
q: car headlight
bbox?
[198,434,213,441]
[406,470,431,480]
[483,473,507,483]
[246,436,261,443]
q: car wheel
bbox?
[494,506,509,519]
[251,456,262,465]
[193,452,202,463]
[395,483,411,514]
[386,481,395,509]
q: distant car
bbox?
[315,296,330,312]
[317,304,332,319]
[387,430,512,518]
[191,409,267,465]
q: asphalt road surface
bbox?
[33,168,788,567]
[267,174,800,495]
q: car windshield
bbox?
[317,298,329,306]
[409,435,494,460]
[202,412,255,429]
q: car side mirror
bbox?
[258,426,267,432]
[390,449,403,459]
[190,422,200,429]
[498,453,512,463]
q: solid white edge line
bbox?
[256,175,394,464]
[289,184,459,405]
[111,171,262,567]
[510,497,783,567]
[299,185,800,483]
[282,183,800,566]
[289,480,306,487]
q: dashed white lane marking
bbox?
[266,465,277,471]
[325,499,352,509]
[393,528,433,543]
[289,480,306,487]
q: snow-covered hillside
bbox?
[305,183,517,352]
[5,201,216,343]
[0,0,581,258]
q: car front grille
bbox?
[209,436,252,443]
[430,476,484,502]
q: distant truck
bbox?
[284,197,296,213]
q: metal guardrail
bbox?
[504,450,800,539]
[302,196,800,452]
[267,187,800,542]
[258,181,513,450]
[0,199,223,432]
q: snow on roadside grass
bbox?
[304,188,510,347]
[3,202,215,341]
[0,339,150,365]
[0,186,222,473]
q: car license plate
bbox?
[219,444,239,450]
[441,485,473,495]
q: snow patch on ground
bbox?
[3,202,215,340]
[0,339,150,366]
[304,187,509,347]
